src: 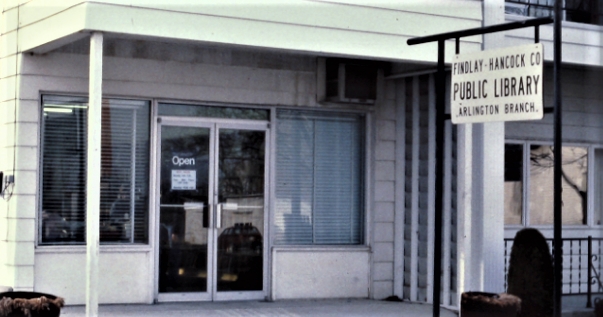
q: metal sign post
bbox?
[407,16,557,317]
[553,0,563,315]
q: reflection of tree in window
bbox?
[219,130,265,200]
[529,145,587,225]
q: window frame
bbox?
[505,140,598,228]
[37,94,153,247]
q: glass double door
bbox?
[157,118,267,301]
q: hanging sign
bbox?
[451,43,544,124]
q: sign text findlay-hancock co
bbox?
[450,43,544,124]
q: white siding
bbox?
[507,67,603,145]
[505,15,603,67]
[403,75,421,301]
[372,75,397,300]
[0,3,36,292]
[398,74,457,305]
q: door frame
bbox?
[153,115,271,302]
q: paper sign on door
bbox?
[171,169,196,190]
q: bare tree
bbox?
[530,145,588,224]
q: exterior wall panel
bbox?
[34,251,153,304]
[272,249,370,299]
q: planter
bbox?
[0,292,64,317]
[595,298,603,317]
[461,292,521,317]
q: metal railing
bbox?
[504,236,603,307]
[506,0,603,26]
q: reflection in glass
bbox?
[594,149,603,225]
[159,126,210,293]
[504,144,523,225]
[274,110,364,245]
[40,96,150,245]
[217,129,265,292]
[158,103,269,121]
[529,145,588,225]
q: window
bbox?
[505,0,603,26]
[504,142,589,226]
[40,95,150,245]
[274,110,365,245]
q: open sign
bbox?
[172,156,196,166]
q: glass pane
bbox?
[158,103,269,120]
[274,110,364,245]
[40,96,150,245]
[274,113,315,244]
[41,101,87,244]
[594,149,603,225]
[99,103,151,244]
[159,126,210,293]
[314,118,363,243]
[565,0,593,24]
[217,129,265,292]
[505,144,523,225]
[326,59,340,98]
[529,145,588,225]
[505,2,529,16]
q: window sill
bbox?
[272,245,370,253]
[505,224,595,229]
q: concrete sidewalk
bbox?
[60,299,458,317]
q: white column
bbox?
[457,0,506,296]
[86,32,103,317]
[457,123,475,292]
[479,0,506,293]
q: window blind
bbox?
[40,95,150,245]
[274,110,364,245]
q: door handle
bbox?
[204,204,210,228]
[216,203,222,229]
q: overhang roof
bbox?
[9,0,482,62]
